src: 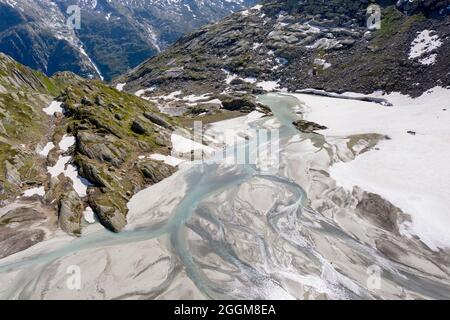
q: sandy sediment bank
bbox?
[0,91,449,300]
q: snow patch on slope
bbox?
[38,142,55,157]
[47,137,92,197]
[22,186,45,197]
[292,87,450,251]
[79,44,104,80]
[43,101,63,115]
[409,30,443,65]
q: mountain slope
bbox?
[0,0,260,80]
[0,53,186,258]
[117,0,450,99]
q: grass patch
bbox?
[375,6,426,43]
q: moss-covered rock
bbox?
[53,80,180,232]
[292,120,328,133]
[138,160,176,185]
[58,190,83,237]
[0,54,181,235]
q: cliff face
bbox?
[117,0,450,98]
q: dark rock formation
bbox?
[131,120,148,135]
[293,120,328,133]
[356,191,403,233]
[58,190,83,236]
[138,160,176,185]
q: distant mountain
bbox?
[117,0,450,98]
[0,0,260,80]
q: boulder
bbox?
[131,120,148,135]
[89,197,127,233]
[219,95,258,112]
[58,191,83,236]
[94,96,105,106]
[81,96,93,106]
[138,160,176,184]
[143,112,173,130]
[292,120,328,133]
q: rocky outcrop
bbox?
[293,120,328,133]
[220,95,259,112]
[77,160,110,189]
[4,161,21,186]
[0,203,56,259]
[138,160,176,185]
[77,132,128,167]
[58,191,83,236]
[1,54,182,237]
[131,120,149,135]
[57,80,181,232]
[0,54,65,203]
[44,174,83,236]
[355,190,404,233]
[215,94,272,114]
[88,195,128,233]
[0,53,51,93]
